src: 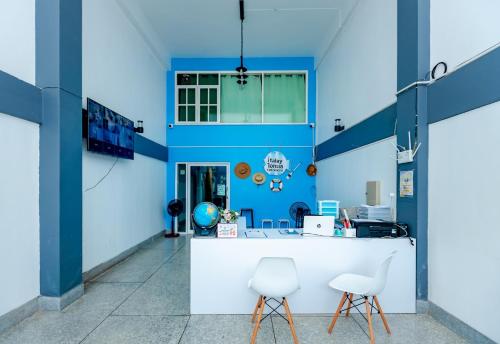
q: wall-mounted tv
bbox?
[87,98,135,159]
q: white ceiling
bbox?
[116,0,358,68]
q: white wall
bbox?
[428,102,500,343]
[428,2,500,341]
[0,114,40,317]
[431,0,500,72]
[315,0,397,208]
[0,1,39,318]
[0,0,35,84]
[82,0,167,272]
[316,137,397,208]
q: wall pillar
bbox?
[36,0,83,309]
[396,0,430,302]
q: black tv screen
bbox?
[87,98,134,159]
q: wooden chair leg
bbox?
[252,296,263,323]
[328,292,347,334]
[365,297,375,344]
[251,297,265,344]
[345,293,354,317]
[283,298,299,344]
[373,296,391,335]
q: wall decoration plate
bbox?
[270,178,283,192]
[234,162,251,179]
[264,151,289,175]
[306,163,317,176]
[252,172,266,185]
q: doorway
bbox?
[175,163,230,234]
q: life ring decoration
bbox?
[270,178,283,192]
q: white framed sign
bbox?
[399,170,414,197]
[264,151,289,176]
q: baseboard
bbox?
[39,284,84,311]
[83,230,164,282]
[416,300,429,314]
[0,297,39,334]
[428,301,496,344]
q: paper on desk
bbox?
[245,230,267,238]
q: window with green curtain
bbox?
[220,74,262,123]
[263,73,306,123]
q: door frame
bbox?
[175,162,231,234]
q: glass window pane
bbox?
[263,74,306,123]
[187,106,196,121]
[200,88,208,104]
[220,74,262,123]
[188,89,196,104]
[200,106,208,122]
[209,106,217,122]
[178,106,186,121]
[177,73,197,85]
[199,74,219,85]
[209,89,217,104]
[178,88,187,104]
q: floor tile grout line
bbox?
[78,238,188,343]
[177,315,191,344]
[270,314,277,343]
[110,314,190,317]
[77,281,144,344]
[90,239,187,283]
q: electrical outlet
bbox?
[397,150,413,164]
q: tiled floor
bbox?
[0,236,468,344]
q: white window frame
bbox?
[176,85,198,123]
[174,70,308,125]
[198,85,220,123]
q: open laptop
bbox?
[303,215,335,236]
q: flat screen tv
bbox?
[87,98,134,159]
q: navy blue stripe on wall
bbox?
[428,46,500,124]
[0,70,42,123]
[135,134,168,162]
[315,103,396,161]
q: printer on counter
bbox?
[350,219,408,238]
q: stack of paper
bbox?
[357,205,392,221]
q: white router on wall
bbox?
[392,131,421,164]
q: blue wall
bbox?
[166,57,316,227]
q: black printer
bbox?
[350,219,408,238]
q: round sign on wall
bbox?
[264,151,289,176]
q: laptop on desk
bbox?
[303,215,335,237]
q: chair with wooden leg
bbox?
[248,257,300,344]
[327,251,397,344]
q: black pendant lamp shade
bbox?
[236,0,248,85]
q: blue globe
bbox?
[193,202,220,229]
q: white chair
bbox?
[261,219,273,229]
[278,219,291,229]
[327,251,397,344]
[249,257,300,344]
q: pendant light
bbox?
[236,0,248,86]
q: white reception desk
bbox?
[191,230,416,314]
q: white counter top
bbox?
[190,232,416,314]
[192,228,414,241]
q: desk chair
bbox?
[249,257,300,344]
[261,219,273,229]
[278,219,291,229]
[240,208,255,228]
[327,251,397,344]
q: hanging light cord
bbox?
[240,19,244,67]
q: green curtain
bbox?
[263,74,306,123]
[220,74,262,123]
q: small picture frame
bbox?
[217,223,238,238]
